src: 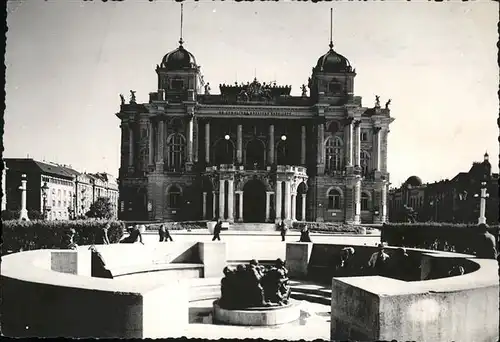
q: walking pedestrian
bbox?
[96,222,110,245]
[212,220,222,241]
[278,219,287,242]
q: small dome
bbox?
[160,43,197,71]
[314,45,352,73]
[405,176,423,187]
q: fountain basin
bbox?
[213,299,300,326]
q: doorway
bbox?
[243,179,266,222]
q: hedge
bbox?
[292,221,367,234]
[1,220,125,255]
[144,221,208,231]
[381,222,500,255]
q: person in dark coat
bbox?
[299,225,312,242]
[62,228,78,250]
[120,225,144,244]
[475,223,497,259]
[159,224,173,242]
[96,223,110,245]
[278,219,287,242]
[212,220,222,241]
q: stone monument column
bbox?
[373,126,382,171]
[354,120,361,167]
[156,119,165,168]
[275,180,282,220]
[354,178,361,224]
[227,179,234,222]
[344,118,353,167]
[148,120,154,165]
[380,182,388,223]
[212,192,217,219]
[202,192,207,219]
[19,174,29,221]
[237,124,243,164]
[265,192,271,222]
[268,125,275,165]
[219,179,225,220]
[205,121,210,164]
[300,125,306,165]
[301,194,306,221]
[284,180,291,220]
[316,123,324,165]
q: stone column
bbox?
[301,194,306,221]
[202,192,207,219]
[205,121,210,164]
[265,192,271,222]
[212,192,217,219]
[354,178,361,224]
[354,120,361,167]
[128,125,134,168]
[187,116,194,163]
[268,125,275,165]
[148,121,154,165]
[238,191,243,222]
[317,122,324,165]
[373,126,382,171]
[227,179,234,222]
[218,180,225,219]
[19,174,29,221]
[344,118,353,167]
[381,182,388,223]
[275,180,282,220]
[156,120,165,167]
[291,194,296,221]
[300,125,306,165]
[237,124,243,164]
[284,181,291,220]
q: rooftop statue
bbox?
[301,84,308,97]
[119,94,125,105]
[219,258,291,309]
[129,90,137,104]
[375,95,380,108]
[385,99,392,109]
[204,82,211,95]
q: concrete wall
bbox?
[1,249,188,338]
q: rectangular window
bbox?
[171,79,184,90]
[361,130,369,142]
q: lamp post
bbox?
[41,181,49,220]
[474,181,489,225]
[18,174,29,221]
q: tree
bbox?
[86,197,114,219]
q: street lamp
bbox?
[281,135,287,141]
[474,181,489,225]
[41,182,49,220]
[224,134,230,140]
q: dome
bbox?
[405,176,423,187]
[160,43,197,71]
[314,44,352,73]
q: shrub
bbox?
[381,222,500,255]
[1,220,125,255]
[292,221,366,234]
[2,210,44,220]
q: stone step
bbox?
[290,292,331,305]
[229,223,278,231]
[291,285,332,297]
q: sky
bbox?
[4,0,499,187]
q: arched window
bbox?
[167,133,186,171]
[361,192,370,211]
[214,139,234,165]
[327,189,342,210]
[325,137,343,172]
[276,140,288,165]
[168,186,182,209]
[360,150,370,175]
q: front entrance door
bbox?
[243,179,266,222]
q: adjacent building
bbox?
[388,153,499,224]
[3,158,119,220]
[116,20,395,223]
